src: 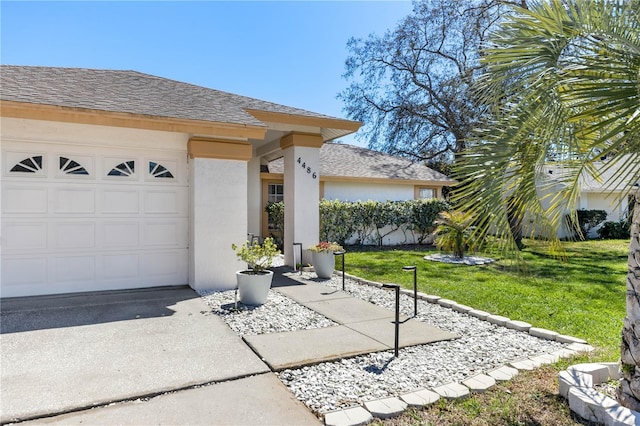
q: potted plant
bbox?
[308,242,344,279]
[231,237,281,305]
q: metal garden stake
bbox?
[382,283,400,357]
[403,265,418,316]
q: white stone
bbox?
[529,327,560,341]
[530,353,559,365]
[462,374,496,393]
[468,309,491,320]
[604,404,640,426]
[509,359,538,371]
[437,299,456,308]
[506,320,531,332]
[556,334,588,344]
[487,315,510,326]
[422,294,441,303]
[600,362,622,381]
[400,389,440,407]
[568,386,618,424]
[363,397,407,419]
[452,304,473,313]
[552,348,579,358]
[567,342,596,353]
[324,406,373,426]
[433,382,470,399]
[568,363,611,385]
[559,369,593,399]
[487,366,519,382]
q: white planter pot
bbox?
[312,251,336,279]
[236,270,274,305]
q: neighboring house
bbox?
[261,142,455,243]
[0,65,361,298]
[536,157,638,238]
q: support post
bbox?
[334,251,345,291]
[382,284,400,357]
[403,265,418,317]
[293,242,303,273]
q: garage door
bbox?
[1,142,188,297]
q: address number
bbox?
[297,157,317,179]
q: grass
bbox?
[344,239,627,361]
[374,362,597,426]
[343,239,628,425]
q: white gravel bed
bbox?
[199,288,337,335]
[199,259,566,415]
[275,272,565,414]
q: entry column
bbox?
[188,137,252,292]
[282,132,322,266]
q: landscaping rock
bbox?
[568,386,618,424]
[468,309,491,320]
[324,406,373,426]
[452,304,473,314]
[400,389,440,407]
[556,335,588,344]
[529,327,560,341]
[433,382,470,400]
[559,369,594,399]
[568,363,611,385]
[421,294,441,303]
[552,347,580,358]
[530,352,560,365]
[487,315,510,326]
[600,362,621,381]
[462,374,496,393]
[604,404,640,426]
[487,366,519,382]
[506,320,532,332]
[363,397,407,419]
[567,342,596,353]
[437,299,456,308]
[509,358,538,371]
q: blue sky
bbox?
[1,1,413,146]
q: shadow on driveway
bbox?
[1,286,195,334]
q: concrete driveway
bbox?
[0,286,319,425]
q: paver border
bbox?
[317,271,601,425]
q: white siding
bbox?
[324,181,414,202]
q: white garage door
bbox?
[1,142,188,297]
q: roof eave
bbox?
[0,100,267,140]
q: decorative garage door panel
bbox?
[1,142,188,297]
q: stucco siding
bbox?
[323,181,415,202]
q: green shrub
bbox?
[435,210,477,258]
[319,199,353,245]
[598,219,631,239]
[409,199,450,244]
[575,209,608,239]
[264,201,284,248]
[269,199,449,246]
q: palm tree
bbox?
[435,211,477,258]
[454,0,640,409]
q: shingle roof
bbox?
[268,142,456,183]
[0,65,345,127]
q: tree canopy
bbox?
[339,0,528,165]
[454,0,639,256]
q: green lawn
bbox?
[343,239,627,361]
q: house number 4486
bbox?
[297,157,317,179]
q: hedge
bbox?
[265,198,449,247]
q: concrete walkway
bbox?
[245,271,458,370]
[0,286,318,425]
[1,271,458,425]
